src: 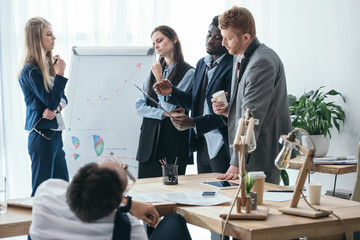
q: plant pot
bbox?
[247,192,257,210]
[302,135,330,157]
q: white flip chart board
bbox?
[63,46,155,178]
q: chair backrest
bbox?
[351,141,360,202]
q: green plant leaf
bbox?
[280,170,289,186]
[245,173,256,194]
[287,86,346,138]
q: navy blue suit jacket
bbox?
[167,53,233,156]
[19,63,68,130]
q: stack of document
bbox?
[131,191,231,206]
[325,189,352,199]
[312,156,357,165]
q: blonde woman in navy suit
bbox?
[19,17,69,196]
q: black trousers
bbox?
[195,136,230,240]
[196,135,230,174]
[28,130,69,196]
[149,214,192,240]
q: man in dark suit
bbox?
[154,16,233,174]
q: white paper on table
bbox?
[131,191,231,206]
[264,192,307,202]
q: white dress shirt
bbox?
[30,179,147,240]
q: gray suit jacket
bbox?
[228,38,292,184]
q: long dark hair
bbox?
[148,25,185,93]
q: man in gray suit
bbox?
[212,6,292,184]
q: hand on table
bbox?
[217,165,239,180]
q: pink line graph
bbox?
[74,62,142,123]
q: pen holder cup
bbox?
[162,164,178,185]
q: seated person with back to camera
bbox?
[29,159,192,240]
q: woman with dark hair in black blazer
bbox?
[135,25,195,178]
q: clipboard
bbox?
[134,84,174,119]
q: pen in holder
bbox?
[160,159,178,185]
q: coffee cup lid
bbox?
[212,90,225,98]
[248,171,266,179]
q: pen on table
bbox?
[267,190,294,192]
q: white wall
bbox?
[244,0,360,193]
[1,0,359,198]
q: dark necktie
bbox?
[231,56,243,104]
[197,66,209,116]
[112,207,131,240]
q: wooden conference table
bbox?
[131,173,360,240]
[2,173,360,239]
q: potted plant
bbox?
[245,173,257,210]
[288,86,346,156]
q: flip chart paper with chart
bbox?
[63,46,155,178]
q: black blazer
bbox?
[136,62,194,163]
[167,53,233,157]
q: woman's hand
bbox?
[151,61,163,82]
[42,108,57,120]
[53,55,66,76]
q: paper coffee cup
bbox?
[212,90,228,107]
[249,171,266,205]
[306,183,322,205]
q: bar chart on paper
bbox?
[63,46,155,178]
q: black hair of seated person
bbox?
[66,162,125,222]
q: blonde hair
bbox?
[19,17,55,92]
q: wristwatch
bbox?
[119,196,132,212]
